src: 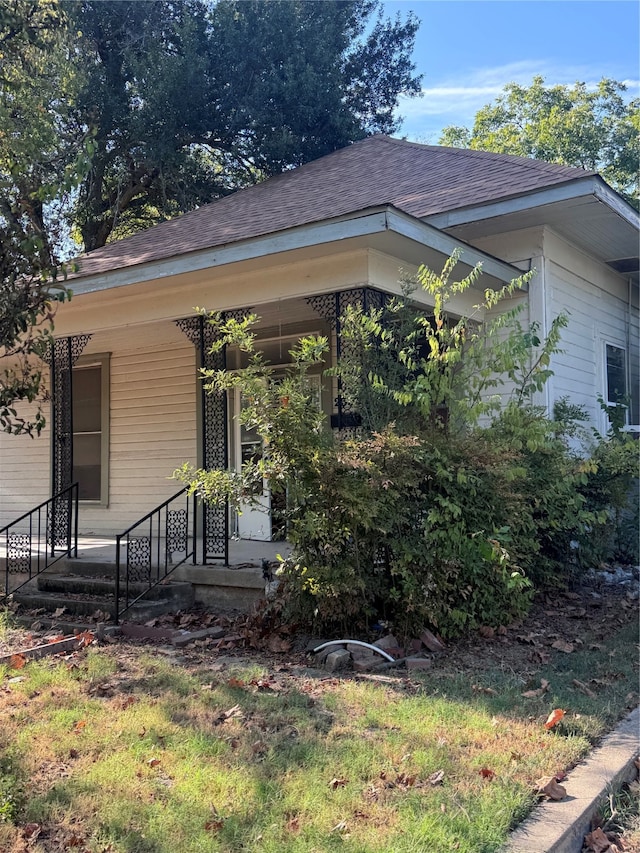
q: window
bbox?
[73,355,109,503]
[605,343,627,407]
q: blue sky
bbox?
[383,0,640,142]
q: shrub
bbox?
[177,254,633,641]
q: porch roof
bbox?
[70,135,613,284]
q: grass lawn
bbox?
[0,582,637,853]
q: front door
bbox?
[234,388,271,540]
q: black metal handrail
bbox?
[115,488,196,623]
[1,483,79,601]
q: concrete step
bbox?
[12,574,195,623]
[37,574,193,602]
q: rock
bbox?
[408,638,423,653]
[353,655,381,672]
[373,635,404,658]
[313,645,336,664]
[420,628,446,652]
[171,627,226,648]
[406,657,432,671]
[325,649,351,671]
[306,638,330,652]
[373,634,399,650]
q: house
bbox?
[1,135,638,568]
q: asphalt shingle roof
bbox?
[73,135,595,279]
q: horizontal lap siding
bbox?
[81,328,198,535]
[0,405,50,528]
[547,259,631,428]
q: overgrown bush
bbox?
[176,255,637,641]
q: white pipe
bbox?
[312,639,395,663]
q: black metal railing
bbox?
[115,488,196,623]
[1,483,79,600]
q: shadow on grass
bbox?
[3,610,637,853]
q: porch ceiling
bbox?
[426,179,640,283]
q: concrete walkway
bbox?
[505,707,639,853]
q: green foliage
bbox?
[440,76,640,208]
[41,0,421,250]
[0,2,90,434]
[0,757,21,824]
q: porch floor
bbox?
[0,535,292,569]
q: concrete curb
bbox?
[505,707,640,853]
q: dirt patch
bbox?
[2,565,638,682]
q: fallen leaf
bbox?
[329,778,348,789]
[572,679,597,699]
[479,768,495,780]
[72,720,87,734]
[428,769,445,786]
[544,709,565,730]
[68,748,79,759]
[478,626,495,639]
[286,816,300,833]
[522,679,550,699]
[584,826,614,853]
[22,823,41,840]
[76,631,95,648]
[147,758,161,767]
[121,695,137,709]
[9,653,27,670]
[267,635,292,653]
[329,820,348,834]
[472,684,498,696]
[226,677,245,688]
[536,776,567,800]
[47,634,66,643]
[552,639,575,653]
[204,819,224,832]
[53,607,66,617]
[251,740,267,756]
[223,704,243,720]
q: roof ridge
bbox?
[382,134,595,176]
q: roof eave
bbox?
[68,205,524,297]
[424,176,640,232]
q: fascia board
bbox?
[424,177,639,231]
[385,208,524,285]
[68,205,524,296]
[68,211,391,295]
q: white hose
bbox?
[312,639,395,663]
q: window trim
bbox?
[602,340,628,427]
[73,352,110,506]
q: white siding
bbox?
[0,403,50,529]
[0,320,198,536]
[544,231,637,433]
[547,262,633,430]
[81,323,198,534]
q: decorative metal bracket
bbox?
[306,289,390,430]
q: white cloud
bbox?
[396,61,639,142]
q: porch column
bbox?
[306,288,389,431]
[48,334,92,545]
[177,313,248,564]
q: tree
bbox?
[57,0,421,250]
[0,1,73,434]
[439,77,639,208]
